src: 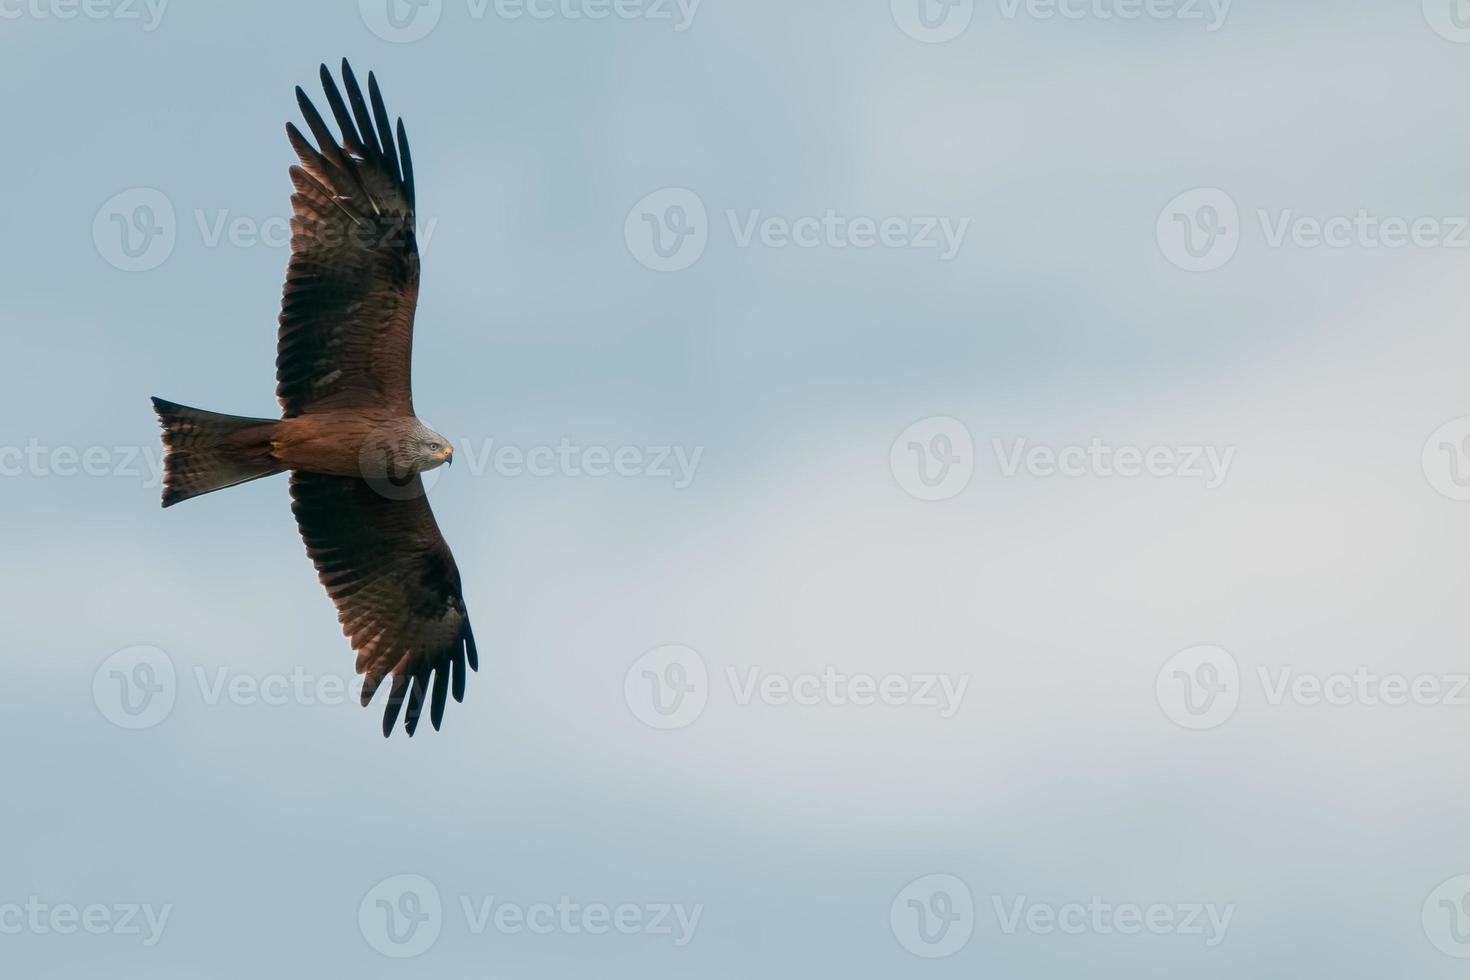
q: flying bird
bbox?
[151,61,477,737]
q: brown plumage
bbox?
[151,61,477,737]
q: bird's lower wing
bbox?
[289,472,477,736]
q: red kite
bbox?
[151,61,477,737]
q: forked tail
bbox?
[150,397,282,507]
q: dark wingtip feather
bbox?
[361,670,382,708]
[339,60,382,160]
[403,670,428,736]
[396,118,415,208]
[451,646,466,703]
[285,122,311,156]
[367,71,402,183]
[381,673,408,737]
[295,89,334,150]
[317,74,366,164]
[430,666,450,731]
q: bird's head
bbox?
[413,423,454,472]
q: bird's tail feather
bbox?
[150,397,282,508]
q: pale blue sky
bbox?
[5,0,1470,977]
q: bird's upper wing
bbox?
[277,60,420,418]
[290,472,477,736]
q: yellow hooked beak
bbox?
[441,445,454,467]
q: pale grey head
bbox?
[408,419,454,472]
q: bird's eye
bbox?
[428,442,442,452]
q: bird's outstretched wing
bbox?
[290,472,478,736]
[278,59,419,418]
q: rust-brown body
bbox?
[270,412,420,476]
